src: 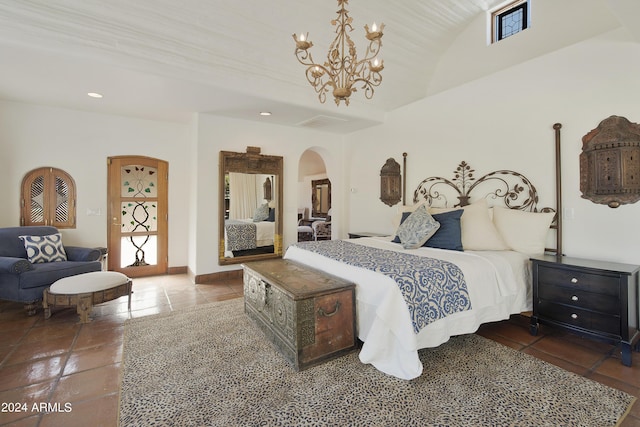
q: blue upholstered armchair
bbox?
[0,226,102,315]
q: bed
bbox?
[284,128,563,380]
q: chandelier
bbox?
[293,0,384,106]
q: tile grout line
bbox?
[36,321,84,427]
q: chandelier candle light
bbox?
[293,0,384,106]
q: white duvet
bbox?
[284,237,531,380]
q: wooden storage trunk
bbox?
[243,259,357,370]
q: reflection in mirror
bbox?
[311,179,331,218]
[219,148,283,265]
[263,177,272,202]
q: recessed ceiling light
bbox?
[87,92,103,98]
[259,111,272,116]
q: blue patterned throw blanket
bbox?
[225,220,257,251]
[293,240,471,333]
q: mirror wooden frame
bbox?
[218,147,283,265]
[311,178,331,218]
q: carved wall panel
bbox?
[380,158,401,207]
[580,116,640,208]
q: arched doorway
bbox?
[107,156,168,277]
[298,149,331,241]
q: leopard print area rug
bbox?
[119,298,635,426]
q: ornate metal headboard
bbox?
[411,124,563,255]
[413,161,549,212]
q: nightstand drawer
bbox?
[537,265,620,296]
[538,301,621,336]
[538,285,619,314]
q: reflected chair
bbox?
[297,208,313,242]
[312,209,332,241]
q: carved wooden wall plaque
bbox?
[580,116,640,208]
[380,158,401,207]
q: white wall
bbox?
[346,28,640,265]
[191,114,347,276]
[0,100,192,268]
[429,0,620,96]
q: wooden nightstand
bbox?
[348,232,389,239]
[530,255,640,366]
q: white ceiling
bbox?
[0,0,636,133]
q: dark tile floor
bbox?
[0,274,638,426]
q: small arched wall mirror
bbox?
[311,178,331,218]
[219,147,283,265]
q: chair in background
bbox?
[312,209,332,240]
[297,208,313,242]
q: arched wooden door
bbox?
[107,156,168,277]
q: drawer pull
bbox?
[571,313,578,319]
[571,277,578,284]
[318,301,341,317]
[571,295,579,301]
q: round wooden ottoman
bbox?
[43,271,132,323]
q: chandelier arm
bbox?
[351,75,382,99]
[301,63,338,105]
[347,38,382,80]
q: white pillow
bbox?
[492,207,555,255]
[431,199,507,251]
[396,205,440,250]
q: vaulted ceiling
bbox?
[0,0,637,133]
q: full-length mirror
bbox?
[311,178,331,218]
[219,147,283,265]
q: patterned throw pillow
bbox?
[396,205,441,249]
[253,203,270,222]
[18,233,68,263]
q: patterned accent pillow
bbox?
[253,203,270,222]
[392,209,463,251]
[396,205,441,249]
[18,233,68,263]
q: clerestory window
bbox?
[491,0,530,43]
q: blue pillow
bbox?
[393,209,463,251]
[426,210,463,251]
[267,208,276,222]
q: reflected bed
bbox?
[224,219,275,257]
